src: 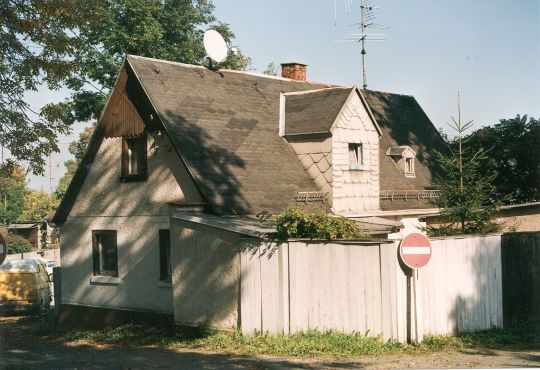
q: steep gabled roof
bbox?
[124,55,339,216]
[283,87,353,136]
[361,90,449,210]
[53,54,446,222]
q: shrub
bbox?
[273,207,368,240]
[1,231,33,254]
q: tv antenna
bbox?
[203,29,228,67]
[335,0,387,89]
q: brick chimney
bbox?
[281,62,307,82]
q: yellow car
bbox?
[0,259,52,314]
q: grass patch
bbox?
[422,327,540,351]
[62,324,539,357]
[188,330,407,357]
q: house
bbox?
[52,55,447,328]
[7,221,50,249]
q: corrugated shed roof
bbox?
[361,90,448,210]
[128,55,334,215]
[284,88,353,136]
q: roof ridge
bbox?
[283,86,353,96]
[126,54,339,87]
[363,88,414,98]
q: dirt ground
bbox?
[0,315,539,369]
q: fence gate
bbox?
[501,232,540,328]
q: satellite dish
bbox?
[203,29,228,63]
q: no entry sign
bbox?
[399,233,432,269]
[0,232,6,265]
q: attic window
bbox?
[405,158,415,176]
[386,145,416,177]
[348,143,364,170]
[121,136,147,182]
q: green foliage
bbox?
[263,62,278,76]
[20,190,59,221]
[55,126,94,199]
[1,230,33,254]
[2,0,248,174]
[428,95,499,236]
[273,207,368,240]
[0,160,26,225]
[421,327,540,351]
[65,325,406,356]
[51,0,250,124]
[465,115,539,204]
[63,324,539,357]
[0,0,80,174]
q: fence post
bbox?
[52,266,62,318]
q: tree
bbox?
[2,0,248,175]
[0,0,81,174]
[20,190,59,221]
[263,62,278,76]
[55,126,94,199]
[0,160,26,225]
[465,115,539,204]
[428,94,499,236]
[54,0,250,123]
[0,229,33,254]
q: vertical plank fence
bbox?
[240,234,504,341]
[501,232,540,328]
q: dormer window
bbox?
[386,145,416,177]
[121,135,147,182]
[405,157,414,176]
[348,143,364,170]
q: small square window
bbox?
[121,136,147,182]
[348,143,364,170]
[92,230,118,277]
[405,158,415,176]
[159,229,171,283]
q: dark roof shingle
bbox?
[128,55,334,215]
[284,87,353,136]
[361,90,448,210]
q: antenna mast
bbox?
[360,0,367,89]
[336,0,387,89]
[359,0,386,89]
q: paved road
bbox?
[1,316,539,369]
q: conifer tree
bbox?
[429,93,499,236]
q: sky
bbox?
[22,0,540,191]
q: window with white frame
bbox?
[348,143,364,170]
[405,157,415,176]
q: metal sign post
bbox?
[400,233,432,344]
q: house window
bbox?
[348,143,364,169]
[159,229,171,283]
[405,157,415,176]
[92,230,118,277]
[121,136,147,181]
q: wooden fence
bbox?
[239,235,503,341]
[501,232,540,328]
[419,235,503,335]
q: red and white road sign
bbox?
[399,233,432,269]
[0,233,6,265]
